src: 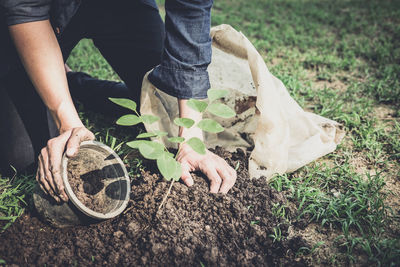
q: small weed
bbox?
[272,202,289,222]
[296,241,325,257]
[234,161,240,171]
[269,225,282,243]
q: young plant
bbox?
[109,89,236,204]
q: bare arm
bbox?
[9,20,82,131]
[178,99,203,140]
[9,20,94,202]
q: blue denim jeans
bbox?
[148,0,213,99]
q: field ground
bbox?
[1,0,400,265]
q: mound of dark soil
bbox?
[0,148,308,266]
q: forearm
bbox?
[178,99,204,140]
[9,20,82,132]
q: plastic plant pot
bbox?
[33,141,131,227]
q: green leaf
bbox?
[174,118,195,128]
[137,131,168,139]
[109,98,137,112]
[116,115,141,126]
[187,99,208,113]
[197,119,224,133]
[126,140,148,149]
[207,89,229,102]
[207,103,236,118]
[141,114,159,124]
[168,137,185,143]
[164,151,175,158]
[138,141,165,160]
[136,132,158,138]
[186,137,206,155]
[157,152,182,181]
[172,162,182,181]
[154,130,168,137]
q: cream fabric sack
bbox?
[140,24,345,180]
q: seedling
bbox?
[234,161,240,171]
[295,241,325,257]
[110,89,236,209]
[269,225,282,243]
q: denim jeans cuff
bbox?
[148,65,210,99]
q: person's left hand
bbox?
[176,143,237,194]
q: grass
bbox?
[212,0,400,264]
[0,172,36,231]
[1,0,399,265]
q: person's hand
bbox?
[36,127,95,202]
[176,143,237,194]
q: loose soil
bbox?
[0,148,310,266]
[67,148,108,214]
[68,165,105,213]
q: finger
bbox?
[39,157,59,201]
[47,139,69,201]
[40,153,60,202]
[35,168,40,183]
[65,128,81,157]
[66,128,94,157]
[203,166,222,194]
[39,183,46,195]
[217,165,237,194]
[40,150,57,194]
[217,156,237,178]
[228,166,237,178]
[36,164,48,195]
[180,163,194,187]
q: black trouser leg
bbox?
[62,0,164,110]
[66,71,134,117]
[0,72,50,175]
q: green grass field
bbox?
[1,0,399,265]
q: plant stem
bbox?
[134,109,173,154]
[133,109,141,118]
[175,145,183,159]
[158,179,175,212]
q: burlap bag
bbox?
[140,24,345,180]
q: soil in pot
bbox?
[67,148,112,213]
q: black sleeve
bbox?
[0,0,51,26]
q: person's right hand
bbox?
[36,127,95,202]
